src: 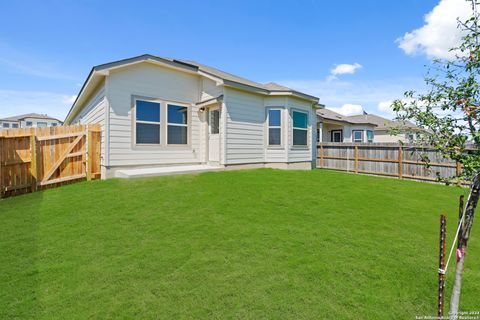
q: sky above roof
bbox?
[0,0,473,120]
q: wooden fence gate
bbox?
[0,124,101,198]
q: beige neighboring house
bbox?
[64,54,320,179]
[346,114,424,143]
[0,113,63,129]
[317,108,376,143]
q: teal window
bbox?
[293,111,308,146]
[367,130,374,142]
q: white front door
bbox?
[208,107,220,162]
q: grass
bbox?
[0,169,479,319]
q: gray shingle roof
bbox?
[317,109,376,125]
[0,113,62,122]
[346,114,421,131]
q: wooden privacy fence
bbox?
[0,124,101,198]
[317,142,468,182]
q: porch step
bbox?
[114,165,224,179]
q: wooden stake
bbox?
[438,214,447,318]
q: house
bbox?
[0,113,62,129]
[64,54,320,179]
[346,113,424,143]
[317,108,376,143]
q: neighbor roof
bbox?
[65,54,319,123]
[346,114,422,131]
[0,113,62,122]
[317,109,377,126]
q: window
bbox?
[352,130,363,142]
[167,104,188,145]
[210,109,220,134]
[12,123,19,128]
[2,123,10,128]
[135,99,161,144]
[331,130,343,142]
[292,111,308,146]
[26,121,33,127]
[51,123,57,127]
[267,109,282,146]
[37,122,47,128]
[407,133,415,143]
[366,130,374,142]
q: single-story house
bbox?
[345,114,424,143]
[317,108,376,143]
[0,113,62,129]
[65,54,320,179]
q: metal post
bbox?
[438,214,447,318]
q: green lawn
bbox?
[1,169,479,319]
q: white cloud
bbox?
[0,90,74,120]
[378,100,396,116]
[278,77,425,119]
[330,104,364,116]
[331,63,363,76]
[397,0,471,60]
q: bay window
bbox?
[292,110,308,146]
[267,109,282,146]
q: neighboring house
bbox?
[0,113,63,129]
[346,114,424,143]
[317,108,376,143]
[64,54,320,179]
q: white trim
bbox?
[166,103,190,146]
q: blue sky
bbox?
[0,0,472,120]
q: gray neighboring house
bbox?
[317,108,377,143]
[346,114,424,143]
[0,113,63,129]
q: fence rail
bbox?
[0,124,101,198]
[317,143,465,182]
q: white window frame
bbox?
[37,122,48,128]
[266,108,283,147]
[366,130,374,143]
[352,130,363,143]
[12,123,19,128]
[134,97,162,146]
[2,123,10,128]
[166,103,190,146]
[26,121,33,127]
[292,109,309,147]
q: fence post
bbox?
[354,145,359,174]
[438,214,447,318]
[398,146,403,179]
[86,125,92,181]
[320,144,324,168]
[30,133,37,192]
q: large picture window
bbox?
[167,104,188,145]
[136,99,161,144]
[292,111,308,146]
[268,109,282,146]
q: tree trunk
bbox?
[449,254,465,319]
